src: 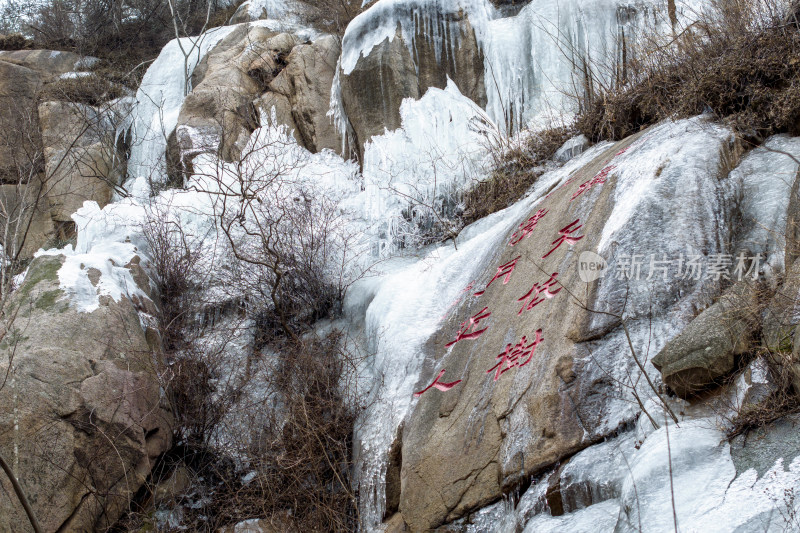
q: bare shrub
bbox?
[39,75,127,106]
[141,202,206,352]
[115,131,366,530]
[575,0,800,142]
[727,349,800,438]
[207,130,360,341]
[172,332,360,532]
[462,125,573,224]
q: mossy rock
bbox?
[10,255,70,316]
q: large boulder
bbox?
[0,49,100,184]
[391,119,741,530]
[177,24,343,165]
[260,34,343,153]
[0,60,52,257]
[0,50,90,77]
[338,2,486,156]
[0,52,119,258]
[38,101,123,223]
[396,143,623,529]
[339,28,418,155]
[652,281,761,398]
[177,26,297,162]
[0,183,55,259]
[0,60,43,183]
[0,255,173,532]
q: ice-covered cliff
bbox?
[6,0,800,530]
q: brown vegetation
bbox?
[727,350,800,438]
[576,0,800,142]
[462,126,572,224]
[112,149,364,530]
[39,75,127,106]
[0,33,32,50]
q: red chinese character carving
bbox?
[440,281,476,321]
[509,209,548,246]
[517,272,561,314]
[414,368,462,397]
[474,257,521,296]
[542,220,584,258]
[571,165,615,201]
[445,306,491,347]
[546,175,579,199]
[486,330,544,381]
[615,135,650,157]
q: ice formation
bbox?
[339,0,495,76]
[360,80,493,256]
[336,0,709,137]
[123,27,236,193]
[124,20,317,195]
[730,135,800,279]
[23,1,800,531]
[480,0,701,130]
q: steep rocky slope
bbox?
[2,0,800,530]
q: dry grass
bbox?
[188,333,358,531]
[462,126,573,224]
[39,75,126,106]
[576,0,800,142]
[113,333,360,533]
[0,32,32,50]
[464,0,800,223]
[727,348,800,438]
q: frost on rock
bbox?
[46,117,361,319]
[461,498,517,533]
[566,118,737,439]
[35,201,150,313]
[124,21,320,197]
[335,0,708,139]
[522,499,620,533]
[235,0,308,23]
[481,0,704,131]
[615,421,800,532]
[618,422,734,531]
[348,142,616,529]
[729,134,800,280]
[494,419,800,532]
[339,0,495,76]
[556,431,637,512]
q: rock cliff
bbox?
[2,0,800,530]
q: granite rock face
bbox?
[177,25,343,168]
[338,8,486,157]
[395,121,741,529]
[0,255,172,532]
[262,34,343,153]
[0,51,121,258]
[177,26,296,163]
[652,281,761,398]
